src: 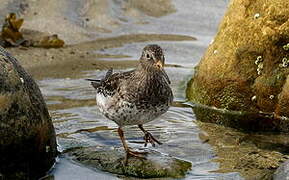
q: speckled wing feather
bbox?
[87,69,135,97]
[117,70,173,106]
[86,68,113,89]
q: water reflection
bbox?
[39,67,243,179]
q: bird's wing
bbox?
[86,69,134,96]
[105,68,113,78]
[85,68,113,89]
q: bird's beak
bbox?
[155,60,164,69]
[155,60,171,84]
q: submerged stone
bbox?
[186,0,289,132]
[0,46,57,179]
[67,146,192,178]
[197,121,288,179]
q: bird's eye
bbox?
[146,54,150,59]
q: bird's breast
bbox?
[95,92,112,109]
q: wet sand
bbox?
[7,33,195,79]
[0,0,177,44]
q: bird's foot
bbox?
[123,149,148,164]
[126,148,148,158]
[143,132,162,147]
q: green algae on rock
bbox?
[186,0,289,131]
[67,146,192,178]
[0,46,57,179]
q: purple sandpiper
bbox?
[87,44,173,157]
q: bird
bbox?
[86,44,173,157]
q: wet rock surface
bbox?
[274,159,289,180]
[186,0,289,131]
[66,146,192,179]
[0,46,57,179]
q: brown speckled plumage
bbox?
[87,44,173,157]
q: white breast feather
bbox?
[95,93,108,108]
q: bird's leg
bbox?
[117,127,147,159]
[138,125,162,147]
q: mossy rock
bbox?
[67,146,192,178]
[0,46,57,179]
[186,0,289,132]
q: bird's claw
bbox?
[124,149,148,164]
[127,149,147,156]
[143,132,162,147]
[123,150,146,165]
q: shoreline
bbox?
[6,33,196,80]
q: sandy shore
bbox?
[0,0,195,80]
[6,33,195,80]
[1,0,176,44]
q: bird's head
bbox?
[140,44,170,84]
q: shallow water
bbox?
[40,68,243,180]
[31,0,247,179]
[35,1,245,178]
[2,0,288,178]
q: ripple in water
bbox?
[39,66,243,179]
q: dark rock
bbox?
[0,46,57,179]
[67,146,192,178]
[186,0,289,131]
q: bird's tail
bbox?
[85,68,113,89]
[85,79,101,89]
